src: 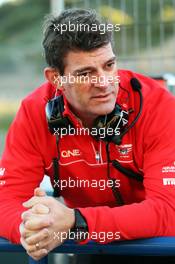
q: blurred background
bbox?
[0,0,175,262]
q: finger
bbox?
[21,236,48,256]
[20,223,37,239]
[21,235,38,251]
[27,248,48,261]
[21,210,33,221]
[21,205,49,222]
[21,210,43,223]
[24,216,53,230]
[27,236,54,255]
[25,237,52,255]
[26,228,50,245]
[20,235,28,249]
[34,188,47,197]
[23,196,51,208]
[31,203,50,214]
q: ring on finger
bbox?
[35,242,40,250]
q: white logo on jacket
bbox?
[115,144,133,163]
[162,166,175,173]
[163,178,175,185]
[61,149,81,158]
[0,168,5,176]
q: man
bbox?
[0,8,175,262]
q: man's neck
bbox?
[68,103,97,129]
[81,116,96,129]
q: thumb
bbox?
[34,187,47,197]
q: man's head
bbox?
[43,9,119,127]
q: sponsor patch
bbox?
[116,144,133,161]
[162,166,175,173]
[163,178,175,185]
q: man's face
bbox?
[61,43,119,123]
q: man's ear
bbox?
[44,67,62,89]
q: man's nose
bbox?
[94,73,109,89]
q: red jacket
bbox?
[1,69,175,244]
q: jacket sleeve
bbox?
[78,91,175,244]
[0,100,44,244]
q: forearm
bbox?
[0,200,26,244]
[78,198,175,244]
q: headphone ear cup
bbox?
[46,95,73,134]
[93,104,129,143]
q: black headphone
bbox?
[45,77,144,199]
[46,77,142,145]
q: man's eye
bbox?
[78,72,89,77]
[107,62,115,68]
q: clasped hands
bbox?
[20,188,75,260]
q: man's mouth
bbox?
[91,92,112,100]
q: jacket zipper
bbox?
[91,141,102,164]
